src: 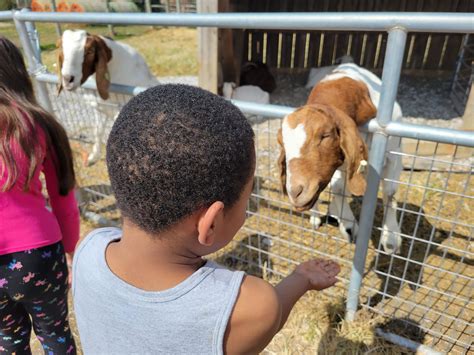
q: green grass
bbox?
[0,22,198,76]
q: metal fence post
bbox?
[345,27,407,321]
[13,9,53,113]
[17,7,41,61]
[106,0,115,37]
[144,0,154,29]
[144,0,152,13]
[50,0,62,36]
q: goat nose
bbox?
[63,75,75,84]
[289,185,304,200]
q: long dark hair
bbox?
[0,36,75,195]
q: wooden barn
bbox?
[198,0,474,120]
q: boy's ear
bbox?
[197,201,224,246]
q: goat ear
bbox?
[56,38,64,96]
[93,36,112,100]
[333,108,368,196]
[277,128,287,195]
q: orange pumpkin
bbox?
[70,3,85,12]
[57,1,70,12]
[31,0,44,12]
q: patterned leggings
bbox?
[0,242,76,354]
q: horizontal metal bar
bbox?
[373,267,473,295]
[384,178,474,201]
[373,225,474,257]
[231,99,295,117]
[0,11,12,21]
[377,120,474,147]
[361,285,471,330]
[239,106,474,148]
[13,11,474,33]
[364,297,473,343]
[37,73,146,96]
[36,73,474,148]
[375,329,444,355]
[390,151,472,169]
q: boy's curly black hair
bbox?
[106,84,255,234]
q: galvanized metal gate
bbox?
[1,9,473,354]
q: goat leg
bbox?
[87,109,107,166]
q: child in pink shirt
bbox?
[0,36,78,354]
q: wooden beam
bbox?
[197,0,218,93]
[461,82,474,130]
[218,0,237,87]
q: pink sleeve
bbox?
[43,150,80,253]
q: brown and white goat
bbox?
[56,29,159,165]
[278,63,403,254]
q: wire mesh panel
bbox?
[361,141,473,354]
[40,78,472,353]
[43,81,132,224]
[213,115,473,354]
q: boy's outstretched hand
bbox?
[293,259,341,291]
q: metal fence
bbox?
[2,9,473,354]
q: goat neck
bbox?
[306,77,376,126]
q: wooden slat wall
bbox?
[228,0,473,72]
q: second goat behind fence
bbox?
[57,29,159,165]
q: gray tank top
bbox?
[72,227,245,355]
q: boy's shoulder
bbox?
[72,227,122,295]
[73,227,121,272]
[76,227,122,253]
[225,275,281,353]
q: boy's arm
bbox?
[274,271,311,331]
[224,275,281,355]
[275,259,340,330]
[224,259,340,354]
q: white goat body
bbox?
[97,37,159,87]
[305,55,354,89]
[59,30,159,165]
[223,82,270,105]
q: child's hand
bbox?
[293,259,341,291]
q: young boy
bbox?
[73,84,340,354]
